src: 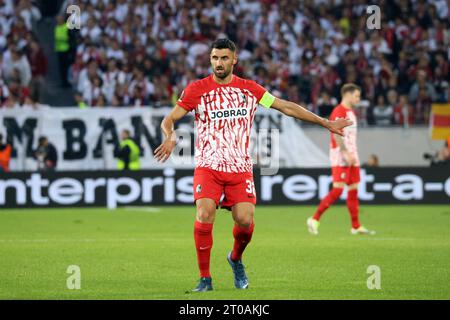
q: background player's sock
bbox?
[313,188,343,221]
[231,222,254,262]
[194,220,213,278]
[346,189,361,229]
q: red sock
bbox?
[347,189,361,229]
[231,222,254,262]
[194,221,213,278]
[313,188,343,221]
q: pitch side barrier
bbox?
[0,168,449,208]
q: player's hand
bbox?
[343,151,357,166]
[154,138,176,162]
[326,118,352,136]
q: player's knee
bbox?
[348,183,359,190]
[234,213,254,227]
[236,220,252,228]
[333,182,345,189]
[196,207,215,223]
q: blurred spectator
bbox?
[423,140,450,166]
[34,136,58,171]
[16,0,41,30]
[0,133,12,172]
[437,140,450,163]
[54,15,71,87]
[408,70,437,120]
[114,129,141,170]
[94,93,107,107]
[0,79,9,106]
[22,96,46,109]
[81,75,104,106]
[394,95,415,126]
[76,59,100,92]
[74,92,87,108]
[373,95,394,126]
[2,46,31,87]
[102,58,126,102]
[386,89,398,108]
[6,79,29,105]
[415,85,433,124]
[316,91,336,118]
[364,154,379,168]
[110,93,122,107]
[27,37,47,102]
[433,53,449,103]
[3,93,20,108]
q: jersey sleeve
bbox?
[248,81,275,109]
[330,106,347,120]
[177,83,198,112]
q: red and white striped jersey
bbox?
[177,74,269,173]
[329,104,360,167]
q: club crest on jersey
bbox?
[210,108,248,120]
[196,184,202,193]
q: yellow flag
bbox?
[430,104,450,140]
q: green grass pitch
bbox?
[0,205,449,300]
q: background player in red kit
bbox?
[307,84,376,236]
[154,39,351,292]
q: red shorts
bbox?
[193,167,256,210]
[332,166,361,185]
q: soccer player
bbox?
[154,39,351,292]
[307,84,375,236]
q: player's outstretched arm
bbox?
[270,97,352,136]
[154,105,189,162]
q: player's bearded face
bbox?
[210,49,236,79]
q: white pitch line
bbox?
[338,237,417,241]
[123,207,162,212]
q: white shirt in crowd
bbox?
[19,3,41,30]
[1,53,31,86]
[163,38,185,55]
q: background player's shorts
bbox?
[193,167,256,210]
[332,166,360,185]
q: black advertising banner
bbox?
[254,167,450,205]
[0,168,449,208]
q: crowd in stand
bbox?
[66,0,450,126]
[0,0,47,109]
[2,0,449,127]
